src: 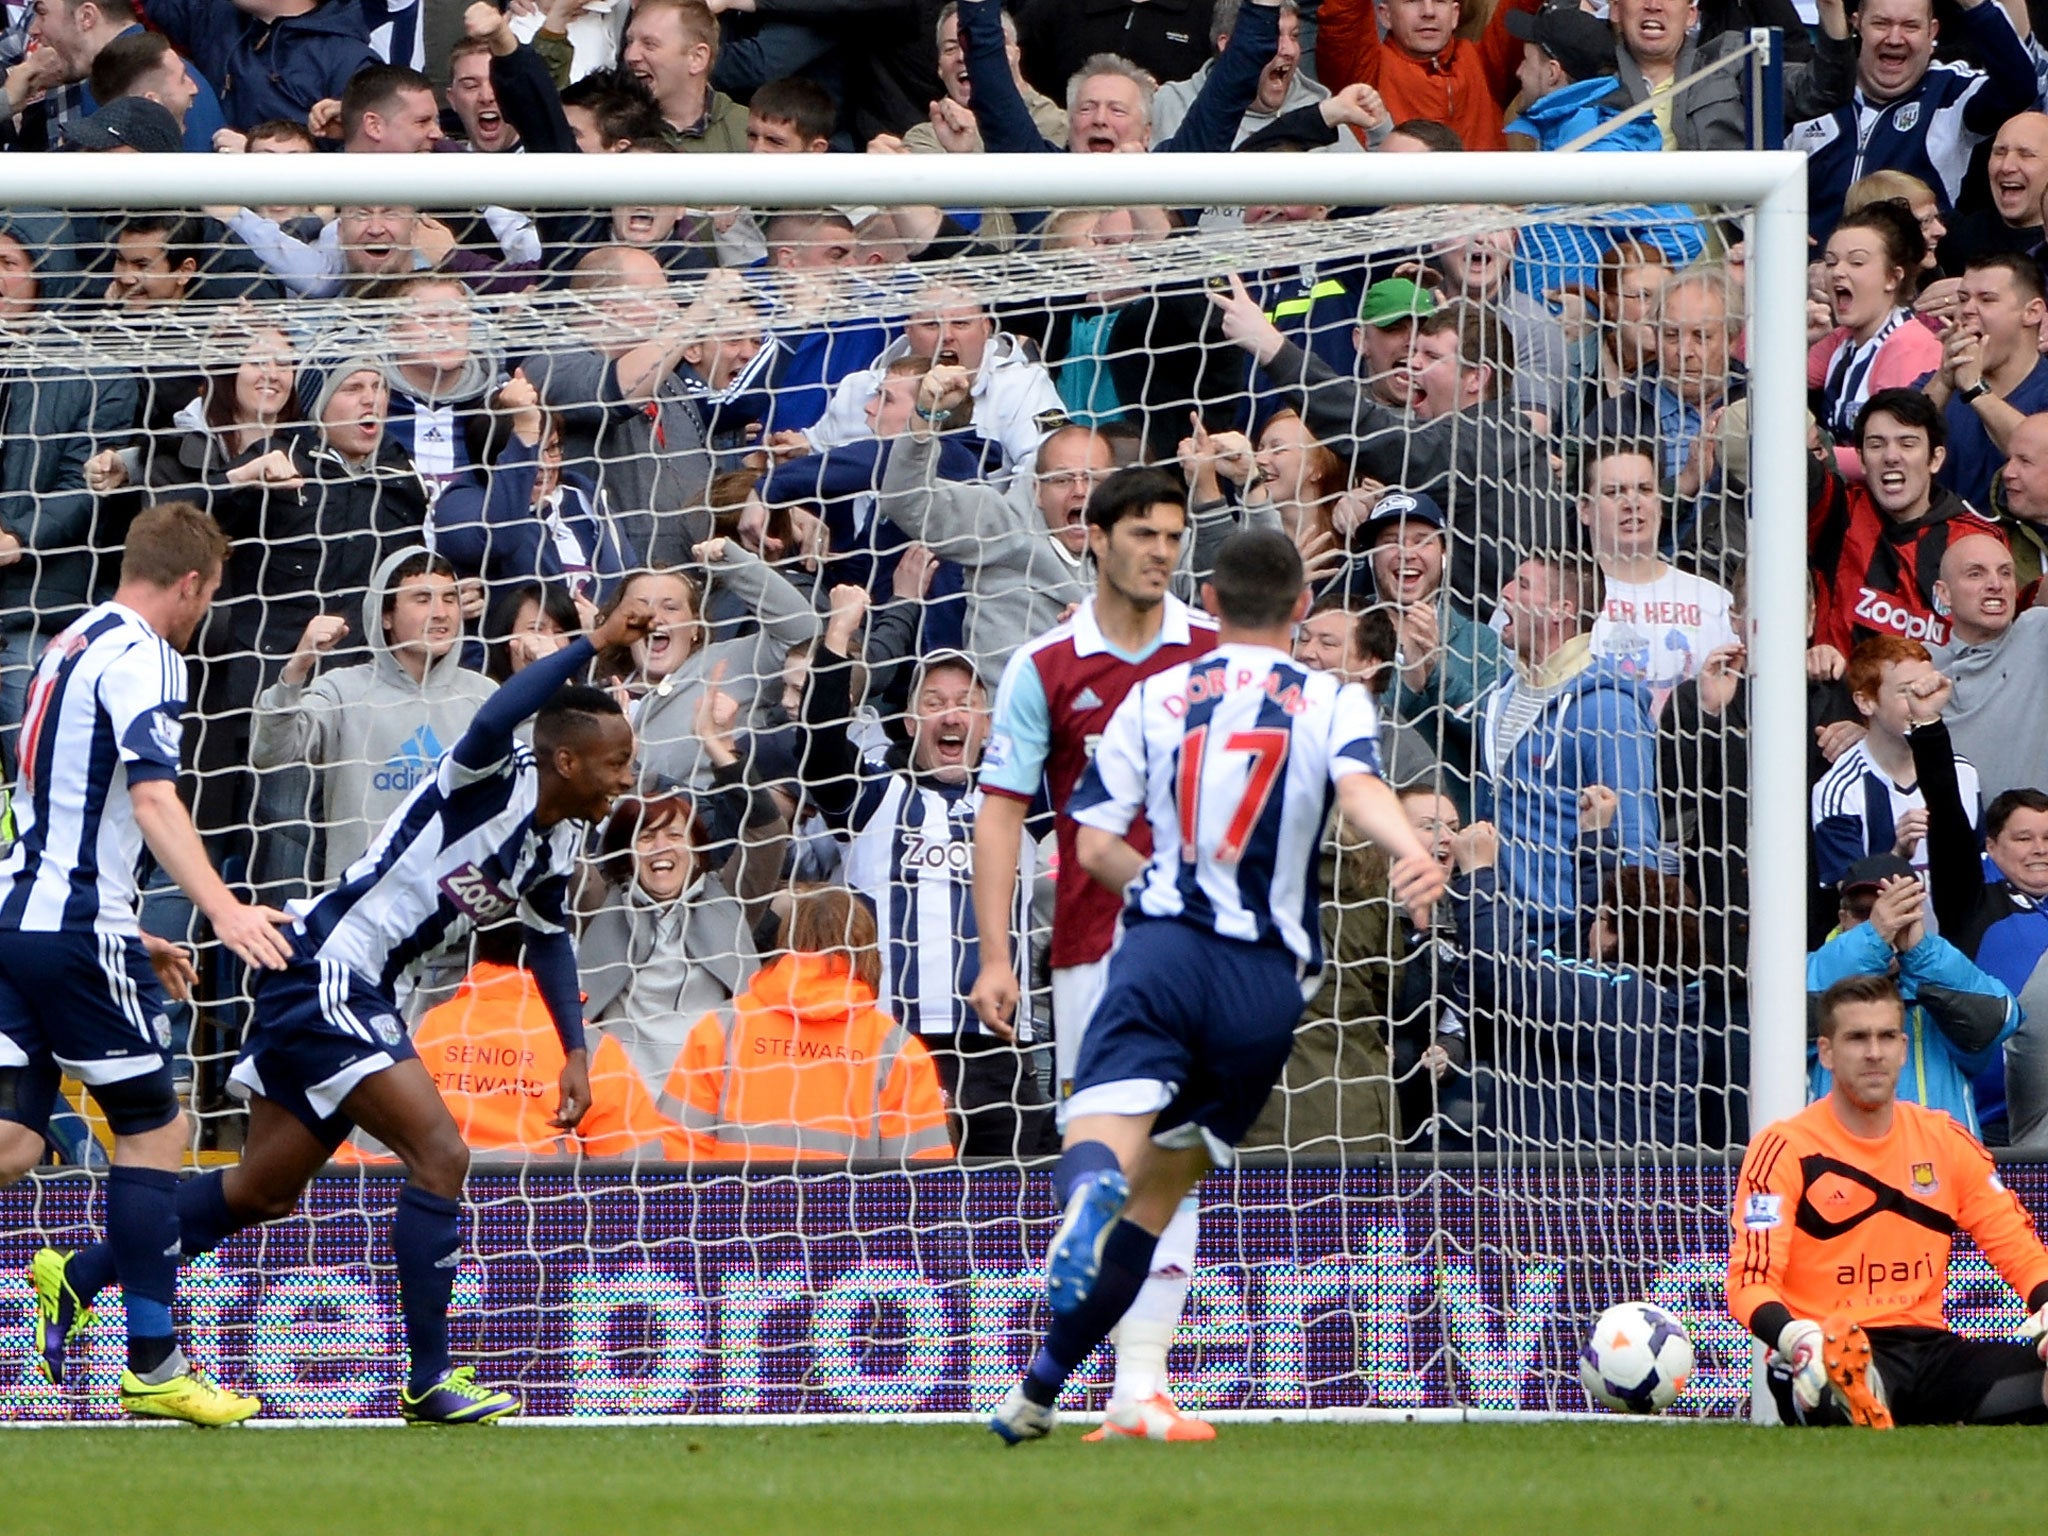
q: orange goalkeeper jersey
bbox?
[1727,1098,2048,1334]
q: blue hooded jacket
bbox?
[1806,921,2017,1139]
[1504,76,1705,306]
[148,0,379,132]
[1475,639,1661,937]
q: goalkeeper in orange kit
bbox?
[1727,972,2048,1427]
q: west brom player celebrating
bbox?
[989,529,1445,1444]
[0,502,295,1426]
[970,465,1219,1438]
[31,594,654,1423]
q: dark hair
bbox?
[1418,301,1513,399]
[340,64,435,142]
[533,682,627,760]
[559,68,668,146]
[1084,464,1185,533]
[1526,549,1602,629]
[1601,865,1702,975]
[1986,787,2048,839]
[749,76,836,145]
[121,500,230,587]
[89,29,177,105]
[1816,972,1905,1040]
[1833,200,1927,298]
[596,791,708,884]
[1579,439,1662,497]
[113,213,204,274]
[1964,249,2047,307]
[484,581,581,683]
[1207,528,1304,628]
[206,328,301,436]
[381,552,459,620]
[1386,119,1464,152]
[1854,386,1947,453]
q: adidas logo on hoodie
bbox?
[374,724,445,793]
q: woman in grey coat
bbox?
[578,772,788,1097]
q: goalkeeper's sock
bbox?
[1023,1218,1157,1409]
[393,1184,462,1393]
[1052,1139,1123,1205]
[106,1166,180,1373]
[176,1168,244,1258]
[1113,1195,1198,1404]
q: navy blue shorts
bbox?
[229,952,416,1150]
[0,929,178,1135]
[1065,918,1306,1154]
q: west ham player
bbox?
[0,503,295,1426]
[32,597,655,1423]
[989,529,1444,1444]
[1729,973,2048,1428]
[970,465,1219,1439]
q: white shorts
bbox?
[1050,957,1109,1117]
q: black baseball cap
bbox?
[63,97,182,154]
[1841,853,1915,896]
[1505,4,1619,86]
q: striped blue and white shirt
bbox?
[287,640,597,1036]
[842,772,1036,1040]
[1071,644,1382,979]
[0,603,187,936]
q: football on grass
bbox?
[1578,1301,1694,1414]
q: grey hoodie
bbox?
[633,543,819,788]
[251,546,498,884]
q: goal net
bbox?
[0,149,1892,1424]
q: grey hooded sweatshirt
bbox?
[251,545,498,884]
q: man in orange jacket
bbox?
[1727,972,2048,1427]
[339,955,690,1164]
[1315,0,1539,151]
[658,888,954,1164]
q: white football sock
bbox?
[1112,1196,1199,1405]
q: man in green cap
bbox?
[1355,276,1437,410]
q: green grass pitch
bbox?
[7,1422,2043,1535]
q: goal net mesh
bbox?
[0,187,1866,1422]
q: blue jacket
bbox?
[1504,76,1705,305]
[1467,869,1704,1148]
[1789,1,2037,243]
[149,0,379,132]
[1806,921,2017,1139]
[1475,640,1661,935]
[960,0,1274,155]
[429,437,636,604]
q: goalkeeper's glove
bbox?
[1775,1319,1828,1412]
[2020,1303,2048,1361]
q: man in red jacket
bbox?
[1315,0,1539,150]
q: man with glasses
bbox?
[877,365,1120,676]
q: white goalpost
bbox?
[0,148,1823,1423]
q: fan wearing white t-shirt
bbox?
[1579,443,1737,713]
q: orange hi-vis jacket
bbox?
[1314,0,1541,153]
[335,962,690,1163]
[1727,1097,2048,1337]
[657,952,953,1164]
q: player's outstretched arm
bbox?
[129,779,293,971]
[524,928,591,1129]
[1334,770,1445,923]
[451,597,654,772]
[968,792,1029,1040]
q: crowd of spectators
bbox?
[10,0,2048,1165]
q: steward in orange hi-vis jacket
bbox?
[336,962,690,1164]
[1727,972,2048,1427]
[657,888,953,1165]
